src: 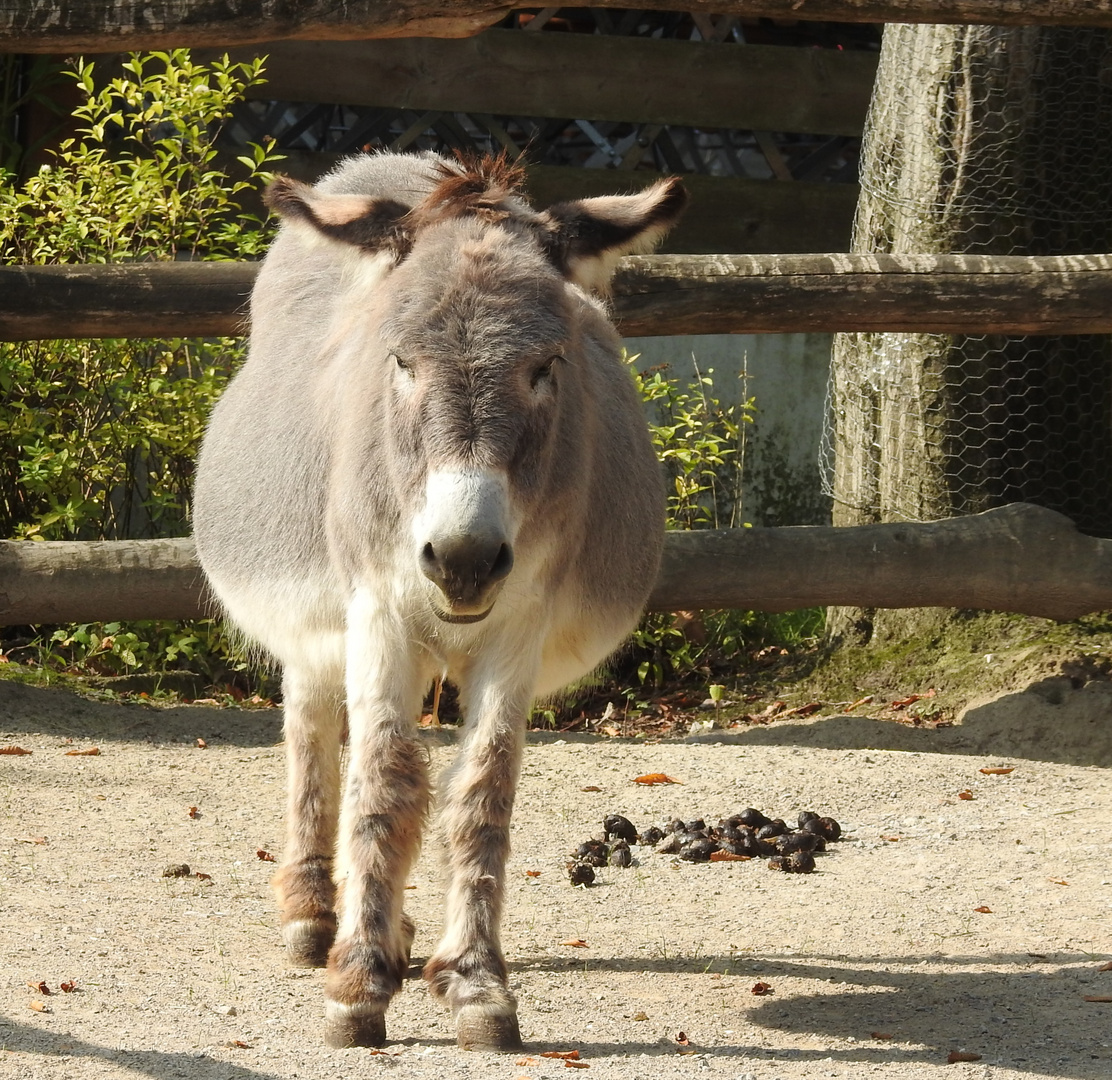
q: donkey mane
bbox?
[406,152,531,229]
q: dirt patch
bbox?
[2,678,1111,1080]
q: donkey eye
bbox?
[391,353,413,375]
[531,356,558,389]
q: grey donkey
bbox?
[192,151,686,1051]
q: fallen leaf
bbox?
[632,773,680,785]
[26,981,50,995]
[1099,961,1112,971]
[16,836,47,845]
[709,850,752,862]
[871,1032,894,1040]
[59,981,77,993]
[891,694,924,708]
[564,1063,589,1070]
[580,786,602,793]
[979,767,1014,775]
[947,1051,982,1063]
[64,747,99,756]
[973,906,992,913]
[1049,879,1069,886]
[880,835,902,842]
[843,695,873,712]
[195,738,207,749]
[0,745,32,755]
[195,872,213,882]
[28,1000,49,1013]
[600,725,620,737]
[541,1050,580,1060]
[632,1011,648,1021]
[560,939,588,948]
[516,1057,539,1067]
[525,870,542,878]
[225,1040,252,1049]
[1083,995,1112,1002]
[751,981,773,995]
[958,790,974,801]
[188,806,200,818]
[256,849,275,862]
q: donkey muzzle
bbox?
[413,469,517,621]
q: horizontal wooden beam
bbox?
[4,2,1112,54]
[268,158,860,255]
[6,252,1112,341]
[212,32,876,137]
[2,505,1108,626]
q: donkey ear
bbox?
[540,175,687,292]
[264,176,413,258]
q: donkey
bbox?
[192,151,686,1051]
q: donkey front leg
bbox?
[272,664,345,967]
[323,595,431,1048]
[424,666,534,1051]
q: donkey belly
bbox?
[193,375,347,671]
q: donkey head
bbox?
[265,155,686,623]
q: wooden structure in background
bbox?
[5,253,1112,341]
[4,1,1112,53]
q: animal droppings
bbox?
[568,807,844,883]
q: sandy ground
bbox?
[2,675,1112,1080]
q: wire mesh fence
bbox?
[821,24,1112,538]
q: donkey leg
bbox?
[424,668,533,1051]
[272,665,345,967]
[323,596,431,1048]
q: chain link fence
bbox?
[821,25,1112,538]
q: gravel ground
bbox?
[2,676,1112,1080]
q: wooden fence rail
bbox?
[4,1,1112,53]
[2,505,1109,627]
[6,252,1112,341]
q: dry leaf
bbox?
[516,1057,539,1067]
[64,747,99,756]
[525,870,541,878]
[600,725,620,737]
[973,906,992,913]
[0,745,32,755]
[709,850,752,862]
[947,1051,982,1063]
[541,1050,580,1060]
[195,872,213,882]
[632,773,680,785]
[751,981,773,995]
[188,806,200,818]
[256,849,275,862]
[564,1063,589,1070]
[1098,961,1112,971]
[979,767,1014,775]
[26,980,50,995]
[891,694,924,708]
[195,738,207,749]
[880,835,902,842]
[225,1040,252,1049]
[16,836,47,845]
[28,1000,49,1013]
[1083,995,1112,1002]
[59,981,77,993]
[561,939,588,948]
[958,790,974,801]
[580,786,602,793]
[843,695,873,712]
[871,1032,894,1040]
[1049,879,1069,886]
[632,1011,648,1021]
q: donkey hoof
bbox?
[456,1006,523,1052]
[323,1008,387,1048]
[282,917,336,967]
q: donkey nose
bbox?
[419,534,514,608]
